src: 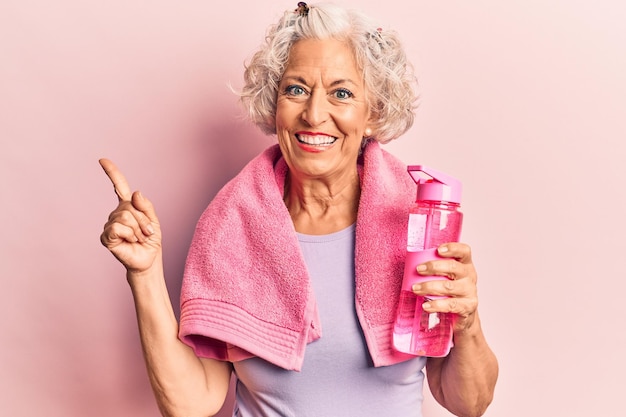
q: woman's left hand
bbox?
[411,242,478,332]
[420,242,499,416]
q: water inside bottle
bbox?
[393,290,454,357]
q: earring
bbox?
[364,128,372,137]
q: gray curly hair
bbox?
[238,3,418,144]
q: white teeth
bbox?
[297,134,337,145]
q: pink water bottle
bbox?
[392,165,463,357]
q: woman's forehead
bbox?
[283,39,362,82]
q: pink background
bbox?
[2,1,625,416]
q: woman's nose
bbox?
[302,90,329,127]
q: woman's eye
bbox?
[285,85,306,96]
[333,88,354,100]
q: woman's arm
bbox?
[415,243,499,417]
[128,261,232,417]
[99,159,232,417]
[426,312,498,417]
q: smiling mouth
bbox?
[296,133,338,146]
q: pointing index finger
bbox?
[99,158,132,202]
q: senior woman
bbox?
[100,3,498,417]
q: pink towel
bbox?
[179,140,416,371]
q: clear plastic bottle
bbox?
[393,165,463,357]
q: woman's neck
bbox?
[283,170,361,235]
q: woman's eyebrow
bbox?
[281,75,358,87]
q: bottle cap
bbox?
[408,165,462,204]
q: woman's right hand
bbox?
[99,159,162,273]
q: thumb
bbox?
[131,191,159,225]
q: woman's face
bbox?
[275,38,372,183]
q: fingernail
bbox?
[438,246,448,254]
[422,302,432,310]
[146,224,155,235]
[417,264,427,272]
[412,283,422,292]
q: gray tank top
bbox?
[232,224,426,416]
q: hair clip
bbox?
[295,2,309,17]
[367,27,386,50]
